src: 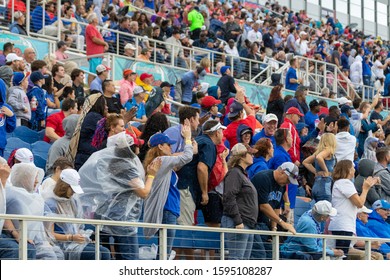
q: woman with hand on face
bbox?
[143,119,195,256]
[221,143,258,260]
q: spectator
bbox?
[90,64,110,93]
[143,126,194,256]
[221,143,258,260]
[373,147,390,203]
[354,159,381,208]
[70,69,85,99]
[23,48,36,73]
[224,39,244,78]
[124,86,147,124]
[247,138,274,179]
[285,57,302,91]
[247,22,262,44]
[357,102,379,158]
[266,85,284,125]
[328,160,378,255]
[9,11,27,36]
[217,66,237,104]
[124,43,137,58]
[252,113,278,147]
[281,200,343,260]
[284,85,309,119]
[135,73,155,102]
[0,43,13,67]
[41,157,74,198]
[7,72,30,127]
[188,6,204,40]
[90,114,125,150]
[44,98,78,143]
[199,95,221,119]
[101,79,122,114]
[280,107,303,165]
[165,30,187,68]
[54,41,69,61]
[119,69,137,105]
[46,115,79,173]
[52,64,71,99]
[145,82,172,116]
[136,48,152,62]
[304,100,320,133]
[250,162,297,260]
[223,90,256,149]
[367,199,390,240]
[26,71,47,131]
[222,15,241,42]
[5,53,23,73]
[286,27,297,54]
[334,118,357,162]
[303,133,337,202]
[263,27,276,56]
[180,66,206,105]
[85,13,109,85]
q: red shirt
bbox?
[44,111,66,143]
[85,24,105,56]
[223,115,256,148]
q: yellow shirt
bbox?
[135,77,154,101]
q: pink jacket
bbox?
[119,79,136,105]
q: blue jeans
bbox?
[80,243,111,260]
[101,233,139,260]
[312,176,332,202]
[221,215,254,260]
[161,210,177,255]
[0,234,36,260]
[250,222,271,260]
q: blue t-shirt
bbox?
[252,129,276,147]
[304,111,319,133]
[285,67,298,91]
[124,98,146,119]
[268,145,292,170]
[247,156,269,180]
[164,171,180,217]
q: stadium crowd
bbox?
[0,0,390,260]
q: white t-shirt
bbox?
[247,30,263,44]
[328,178,358,233]
[372,60,384,79]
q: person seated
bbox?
[124,86,147,125]
[280,200,344,260]
[44,98,78,143]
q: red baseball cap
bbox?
[201,96,221,108]
[140,73,153,81]
[286,107,304,116]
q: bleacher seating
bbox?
[31,141,51,160]
[13,126,44,144]
[3,137,31,160]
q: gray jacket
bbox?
[373,162,390,203]
[7,86,31,120]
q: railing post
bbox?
[57,0,62,42]
[364,240,371,260]
[272,235,280,260]
[95,224,101,260]
[322,238,327,260]
[230,56,234,76]
[220,232,225,260]
[19,220,28,260]
[159,227,168,260]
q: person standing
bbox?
[285,57,302,91]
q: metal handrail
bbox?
[2,213,389,260]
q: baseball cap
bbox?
[30,71,46,83]
[285,107,304,117]
[60,169,84,194]
[133,86,145,95]
[357,206,373,214]
[340,104,353,114]
[6,53,23,63]
[140,73,153,81]
[14,11,24,19]
[313,200,337,216]
[220,66,231,75]
[149,132,177,147]
[228,101,244,118]
[263,113,278,123]
[124,43,136,50]
[334,43,341,48]
[201,96,221,108]
[299,31,307,37]
[372,199,390,210]
[246,18,254,23]
[202,121,226,133]
[96,64,111,73]
[13,71,30,86]
[231,143,248,156]
[160,81,172,88]
[337,97,352,106]
[123,69,135,77]
[15,148,34,163]
[279,162,299,185]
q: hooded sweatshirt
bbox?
[0,66,13,89]
[0,80,16,150]
[366,210,390,240]
[354,159,381,208]
[7,85,31,121]
[45,114,79,173]
[335,131,357,162]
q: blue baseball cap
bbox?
[220,66,230,75]
[372,199,390,210]
[149,133,177,147]
[13,71,30,86]
[30,71,46,83]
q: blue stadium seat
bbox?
[3,137,31,161]
[13,126,42,144]
[31,141,51,160]
[294,197,313,228]
[34,154,47,170]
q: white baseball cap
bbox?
[15,148,34,163]
[96,64,111,73]
[280,162,299,185]
[263,113,278,124]
[313,200,337,216]
[357,206,373,214]
[124,43,136,50]
[6,53,23,63]
[60,169,83,194]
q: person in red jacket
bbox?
[280,107,302,165]
[223,88,256,149]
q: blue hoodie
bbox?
[26,84,47,130]
[236,124,253,146]
[247,156,268,180]
[356,218,390,254]
[0,78,16,151]
[366,210,390,241]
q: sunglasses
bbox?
[284,168,301,181]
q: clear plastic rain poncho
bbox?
[78,132,145,236]
[7,163,64,260]
[0,157,7,232]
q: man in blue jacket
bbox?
[367,200,390,245]
[0,77,16,156]
[27,71,47,131]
